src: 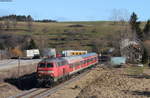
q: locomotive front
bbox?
[36,59,57,84]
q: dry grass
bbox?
[47,66,150,98]
[77,67,150,98]
[48,67,108,98]
[0,21,125,52]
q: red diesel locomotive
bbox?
[37,53,98,84]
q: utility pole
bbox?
[0,50,1,60]
[148,56,150,67]
[17,56,21,88]
[18,56,20,77]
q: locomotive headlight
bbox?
[38,74,42,77]
[38,71,45,73]
[38,70,54,74]
[47,71,54,73]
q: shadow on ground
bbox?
[126,74,150,79]
[123,90,150,97]
[4,73,38,90]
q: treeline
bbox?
[35,19,57,23]
[0,14,57,22]
[0,15,33,21]
[0,15,33,31]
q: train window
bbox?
[89,59,91,62]
[70,64,73,68]
[74,63,77,67]
[57,62,61,66]
[77,62,80,66]
[80,61,82,65]
[39,63,46,68]
[92,58,94,61]
[47,63,53,67]
[80,61,83,65]
[61,62,64,65]
[60,62,62,66]
[95,57,97,60]
[87,59,89,62]
[79,61,81,65]
[84,60,86,64]
[71,63,75,67]
[62,61,66,65]
[75,62,78,67]
[83,61,85,64]
[89,59,91,61]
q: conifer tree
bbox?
[27,39,37,49]
[129,12,142,39]
[143,19,150,36]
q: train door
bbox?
[58,61,68,78]
[54,62,59,77]
[84,59,88,67]
[57,61,62,78]
[62,68,68,76]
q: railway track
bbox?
[9,67,94,98]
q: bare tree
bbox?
[110,9,130,25]
[0,22,4,31]
[120,24,143,63]
[4,19,10,30]
[27,15,33,32]
[12,19,17,29]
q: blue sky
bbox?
[0,0,149,21]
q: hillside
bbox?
[1,21,145,53]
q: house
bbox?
[120,38,143,63]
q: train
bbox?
[36,52,98,85]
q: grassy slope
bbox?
[1,21,129,52]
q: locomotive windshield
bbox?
[39,63,46,68]
[47,63,53,67]
[38,63,53,68]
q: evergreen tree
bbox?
[0,43,4,49]
[27,39,37,49]
[143,19,150,36]
[129,12,138,31]
[142,48,148,64]
[129,12,143,39]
